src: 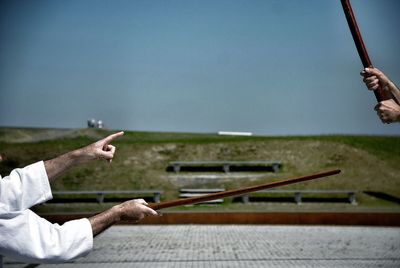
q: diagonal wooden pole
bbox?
[340,0,385,102]
[149,169,341,210]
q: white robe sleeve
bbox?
[0,161,52,212]
[0,209,93,263]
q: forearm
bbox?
[44,149,83,183]
[88,205,122,237]
[393,105,400,122]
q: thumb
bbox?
[140,205,159,216]
[97,150,114,161]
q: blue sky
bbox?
[0,0,399,135]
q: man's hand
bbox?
[75,131,124,163]
[361,67,391,91]
[89,199,159,236]
[361,67,400,103]
[374,99,400,124]
[116,199,158,221]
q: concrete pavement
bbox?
[4,225,400,267]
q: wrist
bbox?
[388,81,398,93]
[89,204,122,236]
[396,112,400,123]
[112,204,123,222]
[70,148,88,165]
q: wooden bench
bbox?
[51,190,163,203]
[169,161,281,173]
[179,188,226,205]
[240,189,358,205]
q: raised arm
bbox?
[44,131,124,182]
[0,161,52,211]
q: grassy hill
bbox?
[1,127,399,212]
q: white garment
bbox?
[0,161,93,263]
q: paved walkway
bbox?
[5,225,400,267]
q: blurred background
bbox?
[0,0,399,215]
[0,0,399,135]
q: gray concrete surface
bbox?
[4,225,400,267]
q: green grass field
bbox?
[1,127,399,213]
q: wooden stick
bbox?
[340,0,384,102]
[149,169,341,210]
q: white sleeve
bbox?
[0,209,93,263]
[0,161,52,212]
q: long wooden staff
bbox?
[149,169,340,210]
[340,0,385,102]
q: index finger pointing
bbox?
[103,131,124,144]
